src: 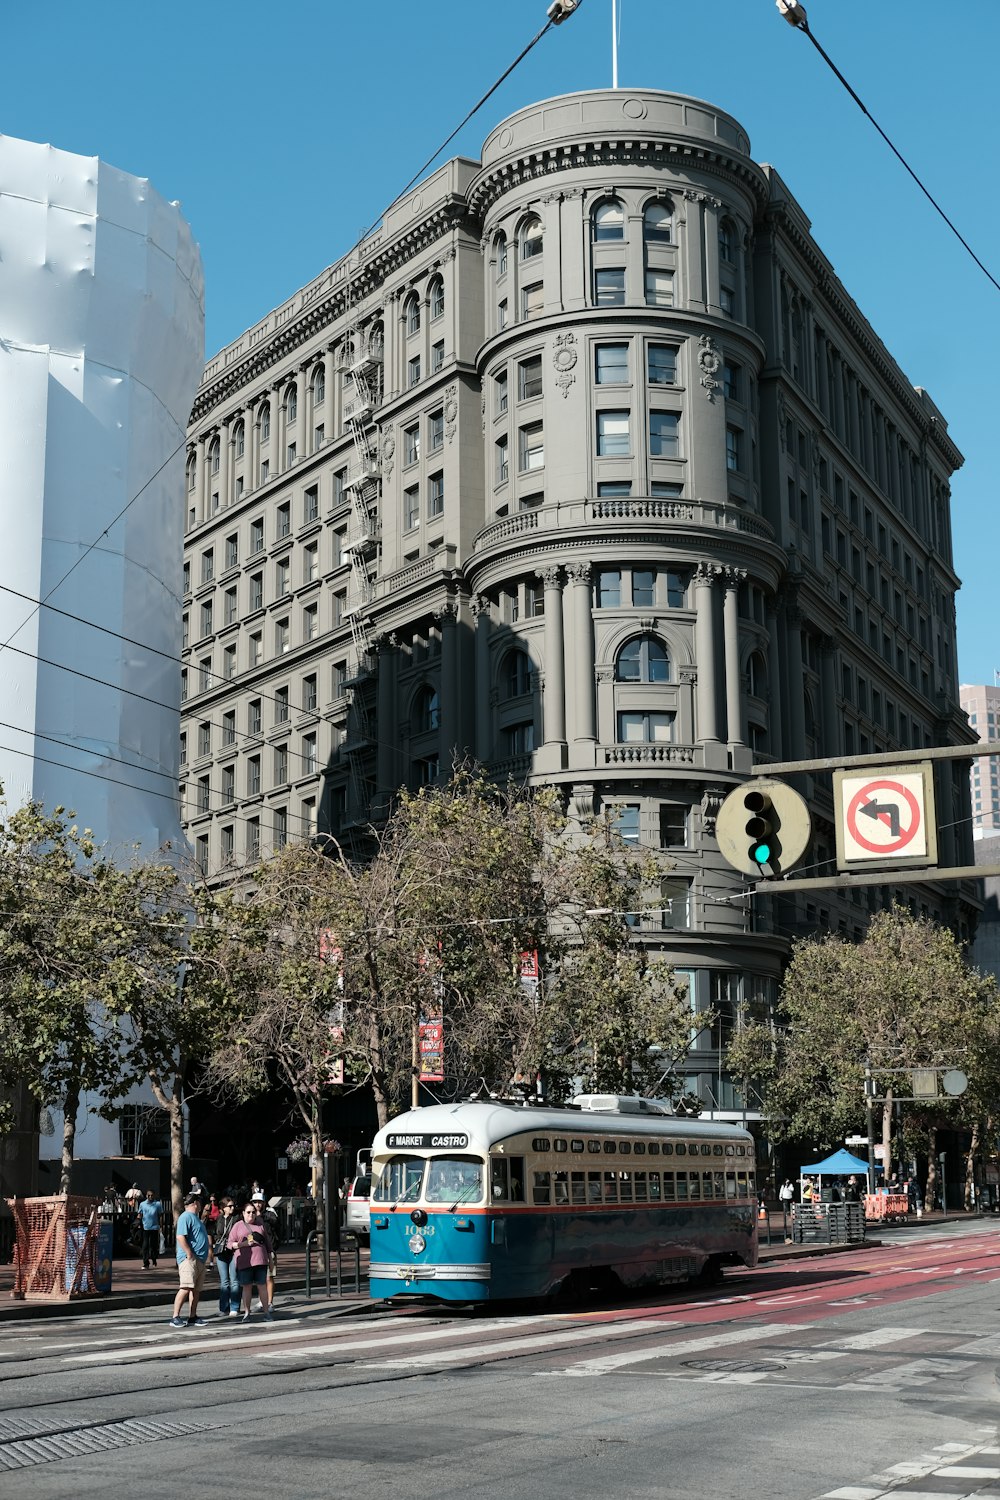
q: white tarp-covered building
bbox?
[0,133,204,854]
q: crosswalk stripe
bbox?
[821,1327,928,1350]
[563,1322,803,1377]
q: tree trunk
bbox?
[59,1081,80,1195]
[925,1124,938,1211]
[881,1088,893,1182]
[965,1120,980,1211]
[370,1016,391,1129]
[168,1077,185,1217]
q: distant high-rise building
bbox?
[959,684,1000,838]
[181,88,977,1119]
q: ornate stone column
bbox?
[538,565,566,747]
[219,418,231,510]
[437,600,460,768]
[271,380,284,479]
[566,562,595,745]
[471,594,493,762]
[765,599,784,761]
[723,567,746,748]
[783,595,807,753]
[375,633,400,807]
[820,634,839,755]
[693,563,719,744]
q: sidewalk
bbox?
[1,1210,991,1322]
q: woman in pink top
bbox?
[227,1202,274,1322]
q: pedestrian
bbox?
[844,1175,860,1203]
[228,1201,274,1323]
[213,1196,241,1316]
[138,1190,162,1268]
[778,1177,795,1236]
[125,1182,142,1212]
[801,1177,813,1204]
[189,1174,206,1200]
[169,1190,214,1329]
[203,1193,221,1232]
[252,1191,281,1307]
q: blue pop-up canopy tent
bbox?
[799,1148,871,1177]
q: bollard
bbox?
[304,1229,317,1300]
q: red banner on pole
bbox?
[418,1016,444,1082]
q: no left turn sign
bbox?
[833,763,937,869]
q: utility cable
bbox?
[778,0,1000,295]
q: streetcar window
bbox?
[532,1137,551,1152]
[748,1173,756,1197]
[687,1173,700,1201]
[508,1157,525,1201]
[700,1144,712,1157]
[634,1172,648,1202]
[725,1144,735,1155]
[425,1157,484,1205]
[713,1144,724,1156]
[633,1141,646,1156]
[571,1172,587,1204]
[659,1143,671,1156]
[737,1171,749,1198]
[588,1140,602,1155]
[713,1171,725,1198]
[675,1143,686,1156]
[571,1139,585,1154]
[648,1172,661,1201]
[491,1159,509,1200]
[620,1141,632,1156]
[701,1172,714,1199]
[663,1172,675,1201]
[648,1141,661,1156]
[675,1174,689,1201]
[587,1172,602,1203]
[554,1138,568,1153]
[372,1156,424,1203]
[533,1171,551,1205]
[554,1171,570,1204]
[603,1171,618,1203]
[726,1172,737,1199]
[603,1141,616,1155]
[619,1173,633,1203]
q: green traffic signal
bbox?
[744,791,776,872]
[714,779,812,878]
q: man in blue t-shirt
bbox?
[138,1191,162,1268]
[170,1190,214,1328]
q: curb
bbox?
[0,1278,373,1324]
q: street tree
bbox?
[726,906,1000,1200]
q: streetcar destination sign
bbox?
[833,761,938,871]
[386,1132,470,1149]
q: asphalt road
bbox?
[2,1219,999,1499]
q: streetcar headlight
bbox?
[408,1233,426,1255]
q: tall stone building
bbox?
[181,89,976,1118]
[959,683,1000,839]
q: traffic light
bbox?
[715,778,812,878]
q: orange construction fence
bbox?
[5,1195,109,1300]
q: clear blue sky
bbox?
[6,1,999,687]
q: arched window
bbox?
[405,294,420,336]
[186,452,197,491]
[429,277,445,320]
[312,365,326,404]
[503,648,534,699]
[259,402,271,441]
[209,437,220,474]
[615,635,670,683]
[593,199,625,242]
[719,218,736,264]
[369,322,385,362]
[644,201,673,246]
[520,216,543,260]
[495,232,508,277]
[414,685,440,733]
[234,420,245,458]
[285,384,297,423]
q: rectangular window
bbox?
[595,343,629,385]
[260,460,269,484]
[303,673,318,712]
[247,755,261,796]
[404,484,420,530]
[594,268,625,306]
[519,355,543,401]
[519,423,544,472]
[198,657,211,693]
[274,686,289,725]
[645,270,674,307]
[277,502,291,538]
[303,602,319,640]
[431,340,445,373]
[275,618,290,655]
[597,482,632,498]
[314,424,325,448]
[403,425,420,465]
[649,411,680,458]
[726,427,742,472]
[198,722,211,758]
[201,550,214,584]
[723,362,742,401]
[276,558,290,598]
[504,721,535,756]
[305,542,319,583]
[199,600,213,638]
[224,587,237,626]
[304,485,319,522]
[333,661,348,698]
[428,410,444,452]
[223,644,236,681]
[247,818,260,861]
[334,469,346,509]
[222,711,236,746]
[597,410,630,456]
[302,733,318,774]
[182,562,191,595]
[286,443,296,466]
[495,371,508,414]
[632,569,655,607]
[221,766,234,804]
[273,807,288,851]
[598,569,622,608]
[647,344,677,386]
[521,282,543,319]
[613,804,640,844]
[407,355,421,388]
[651,482,684,500]
[225,534,239,569]
[496,435,509,484]
[617,711,675,743]
[720,285,735,316]
[659,805,688,847]
[333,591,346,626]
[250,573,263,612]
[248,699,262,736]
[428,471,445,518]
[274,744,288,785]
[250,518,264,554]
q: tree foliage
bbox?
[727,906,1000,1190]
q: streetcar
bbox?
[368,1096,758,1304]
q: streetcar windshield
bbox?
[424,1156,485,1205]
[372,1155,424,1204]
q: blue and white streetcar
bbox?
[368,1096,758,1304]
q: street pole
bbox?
[864,1061,876,1195]
[322,1158,331,1298]
[411,1002,420,1110]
